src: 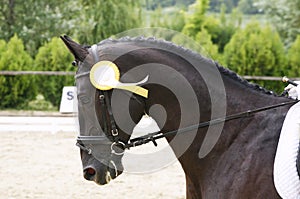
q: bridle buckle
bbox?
[112,129,119,136]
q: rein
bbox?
[125,100,299,149]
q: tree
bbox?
[237,0,260,14]
[171,28,219,60]
[287,35,300,78]
[203,4,241,53]
[195,29,220,60]
[257,0,300,45]
[0,0,79,55]
[209,0,240,12]
[182,1,240,54]
[0,40,6,54]
[77,0,143,44]
[182,0,210,37]
[34,37,74,108]
[0,35,37,108]
[223,21,286,92]
[149,6,185,32]
[145,0,195,10]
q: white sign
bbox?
[59,86,78,113]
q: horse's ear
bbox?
[60,35,89,62]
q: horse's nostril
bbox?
[83,167,96,181]
[87,168,96,175]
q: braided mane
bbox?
[98,36,277,96]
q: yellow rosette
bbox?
[89,61,148,98]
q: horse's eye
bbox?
[72,60,78,66]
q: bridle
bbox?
[76,45,126,156]
[75,44,300,156]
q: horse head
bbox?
[61,35,145,185]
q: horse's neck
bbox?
[223,76,287,113]
[177,77,291,198]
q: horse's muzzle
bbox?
[82,160,123,185]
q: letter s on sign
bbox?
[67,91,74,100]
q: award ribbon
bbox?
[90,61,148,98]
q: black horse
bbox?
[61,35,297,198]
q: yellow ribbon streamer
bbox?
[90,61,148,98]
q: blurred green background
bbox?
[0,0,299,110]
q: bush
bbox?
[195,29,220,60]
[171,28,220,62]
[203,16,237,53]
[0,40,6,53]
[34,37,74,108]
[182,2,240,54]
[27,94,55,111]
[223,21,286,93]
[182,0,209,37]
[0,35,37,109]
[287,35,300,78]
[149,6,185,32]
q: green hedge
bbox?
[287,35,300,78]
[1,30,300,109]
[223,21,287,93]
[34,37,74,108]
[0,35,74,110]
[0,35,37,109]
